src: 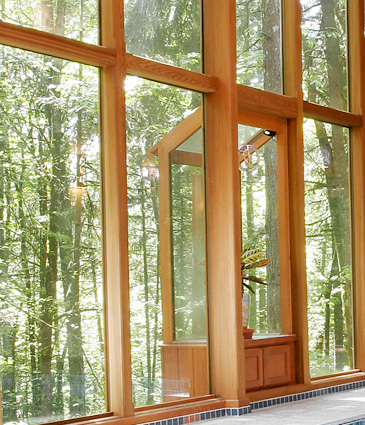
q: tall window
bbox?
[304,119,353,377]
[0,47,104,423]
[126,77,208,407]
[238,124,281,334]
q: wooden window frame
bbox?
[0,0,364,423]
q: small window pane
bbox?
[124,0,201,72]
[238,125,281,334]
[0,0,98,44]
[236,0,283,93]
[0,47,104,424]
[304,119,353,377]
[301,0,348,109]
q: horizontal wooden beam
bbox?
[0,20,116,67]
[303,101,363,127]
[125,53,218,93]
[237,85,298,119]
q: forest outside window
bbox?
[0,0,99,45]
[301,0,348,110]
[0,47,105,424]
[236,0,283,94]
[304,119,353,377]
[124,0,201,72]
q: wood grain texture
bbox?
[283,0,311,385]
[237,85,298,119]
[126,53,218,93]
[203,0,247,406]
[158,148,174,343]
[348,0,365,372]
[101,0,134,417]
[303,101,362,127]
[244,348,264,390]
[0,20,116,66]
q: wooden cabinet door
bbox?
[263,344,295,387]
[244,348,264,390]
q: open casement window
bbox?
[144,106,210,403]
[238,113,291,336]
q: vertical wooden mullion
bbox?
[203,0,248,406]
[100,0,134,417]
[283,0,310,384]
[348,0,365,371]
[159,148,175,344]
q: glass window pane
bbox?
[238,125,281,334]
[124,0,201,72]
[304,119,353,377]
[126,77,209,407]
[0,0,98,44]
[170,129,206,341]
[0,47,104,424]
[301,0,348,109]
[236,0,283,93]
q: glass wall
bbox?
[0,0,98,44]
[0,47,104,424]
[124,0,201,72]
[301,0,347,109]
[236,0,282,93]
[170,130,206,341]
[238,124,281,334]
[126,77,208,407]
[304,119,353,377]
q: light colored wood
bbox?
[158,147,174,343]
[237,85,298,119]
[100,0,134,417]
[244,335,297,349]
[276,124,292,335]
[238,109,287,131]
[245,348,264,390]
[126,53,218,93]
[348,0,365,372]
[283,0,311,385]
[203,0,248,407]
[135,395,216,412]
[161,344,209,400]
[147,108,202,156]
[247,372,365,402]
[263,345,293,387]
[0,20,116,67]
[303,101,362,127]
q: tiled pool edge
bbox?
[140,380,365,425]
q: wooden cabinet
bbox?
[244,335,296,391]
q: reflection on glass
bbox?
[170,130,206,341]
[239,125,281,334]
[0,47,104,424]
[124,0,201,72]
[126,77,209,407]
[304,119,353,377]
[236,0,282,93]
[301,0,347,109]
[0,0,98,44]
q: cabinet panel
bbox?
[245,348,264,390]
[263,344,294,387]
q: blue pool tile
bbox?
[206,412,211,420]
